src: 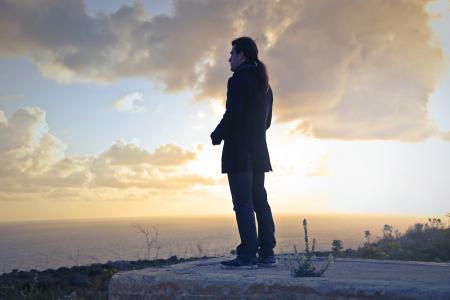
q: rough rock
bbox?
[108,255,450,299]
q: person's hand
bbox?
[210,131,222,145]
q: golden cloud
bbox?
[0,0,449,141]
[0,107,215,201]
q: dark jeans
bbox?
[227,171,276,261]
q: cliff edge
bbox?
[108,255,450,299]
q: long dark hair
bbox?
[231,36,269,92]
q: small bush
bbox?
[350,214,450,262]
[286,219,333,277]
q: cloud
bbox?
[112,92,146,113]
[88,140,212,189]
[0,0,235,87]
[91,140,198,166]
[0,107,215,201]
[265,0,446,142]
[0,0,448,141]
[0,107,66,174]
[148,143,198,166]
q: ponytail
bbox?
[255,58,269,92]
[232,37,270,92]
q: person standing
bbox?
[210,36,276,269]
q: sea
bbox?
[0,213,426,274]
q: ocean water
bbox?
[0,214,425,274]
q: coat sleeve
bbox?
[211,77,244,141]
[266,87,273,130]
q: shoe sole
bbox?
[257,262,278,268]
[220,264,258,270]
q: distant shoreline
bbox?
[0,211,432,224]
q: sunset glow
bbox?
[0,0,449,222]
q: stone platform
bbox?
[108,255,450,299]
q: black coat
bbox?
[211,61,273,174]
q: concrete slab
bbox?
[108,255,450,299]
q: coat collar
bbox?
[234,61,257,74]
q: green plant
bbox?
[364,230,371,245]
[286,219,333,277]
[331,240,343,255]
[352,214,450,262]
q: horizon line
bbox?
[0,211,439,225]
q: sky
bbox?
[0,0,449,222]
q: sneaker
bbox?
[220,257,257,270]
[257,255,277,268]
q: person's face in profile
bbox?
[228,46,246,72]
